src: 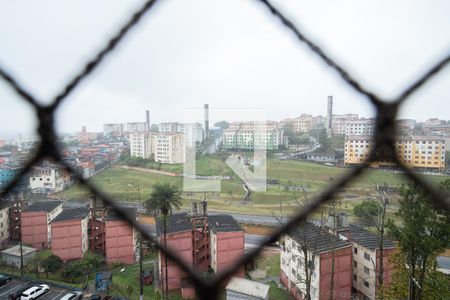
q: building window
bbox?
[353,274,357,282]
[364,280,370,288]
[354,247,358,254]
[353,260,357,268]
[364,266,370,275]
[364,252,370,261]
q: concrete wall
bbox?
[212,231,245,276]
[51,217,88,261]
[319,246,352,300]
[21,211,48,249]
[159,230,193,291]
[105,219,135,264]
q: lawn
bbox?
[57,156,449,218]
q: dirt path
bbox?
[116,165,178,177]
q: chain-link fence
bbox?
[0,0,449,299]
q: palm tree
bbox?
[145,182,182,299]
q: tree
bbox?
[353,200,381,227]
[317,128,331,152]
[62,260,85,283]
[214,120,229,130]
[82,250,103,273]
[387,182,450,300]
[144,183,182,299]
[41,254,63,276]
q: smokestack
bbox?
[146,110,150,131]
[327,95,333,135]
[204,104,209,138]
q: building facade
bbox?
[222,121,285,150]
[29,163,70,193]
[182,123,204,148]
[129,132,186,164]
[280,222,352,300]
[126,122,148,133]
[0,202,9,248]
[344,135,446,171]
[21,201,63,249]
[281,115,313,134]
[51,208,89,261]
[158,122,183,133]
[344,225,396,300]
[103,123,125,136]
[104,215,137,264]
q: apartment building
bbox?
[9,200,28,242]
[21,201,63,249]
[126,122,147,133]
[281,115,313,134]
[29,162,71,193]
[344,135,446,171]
[209,214,245,276]
[129,132,186,164]
[129,133,152,159]
[343,225,396,300]
[222,121,285,150]
[103,123,125,136]
[346,119,376,136]
[51,207,89,261]
[156,211,244,297]
[332,114,359,136]
[280,222,352,300]
[183,123,204,148]
[104,211,137,264]
[0,202,9,248]
[158,122,183,133]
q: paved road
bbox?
[0,278,76,300]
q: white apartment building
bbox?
[346,119,376,136]
[281,115,313,133]
[0,203,9,247]
[126,122,147,133]
[129,132,186,164]
[103,123,125,136]
[153,133,186,164]
[158,122,183,133]
[222,121,285,150]
[182,123,204,148]
[29,163,68,193]
[331,114,359,136]
[129,133,152,159]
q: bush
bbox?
[41,254,63,274]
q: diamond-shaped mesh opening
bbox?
[0,0,449,299]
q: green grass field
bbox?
[58,155,448,217]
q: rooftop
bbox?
[52,207,89,223]
[347,224,395,250]
[22,201,62,213]
[225,277,269,299]
[156,212,192,236]
[208,214,242,233]
[288,222,350,253]
[1,244,36,256]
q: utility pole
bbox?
[139,237,144,300]
[19,215,24,276]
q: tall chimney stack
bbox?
[327,96,333,136]
[146,110,150,132]
[204,104,209,138]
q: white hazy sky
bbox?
[0,0,449,138]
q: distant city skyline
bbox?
[0,0,449,137]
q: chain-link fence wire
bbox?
[0,0,449,299]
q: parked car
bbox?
[8,285,33,300]
[60,291,82,300]
[0,274,12,286]
[83,294,101,300]
[20,284,49,300]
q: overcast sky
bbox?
[0,0,449,138]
